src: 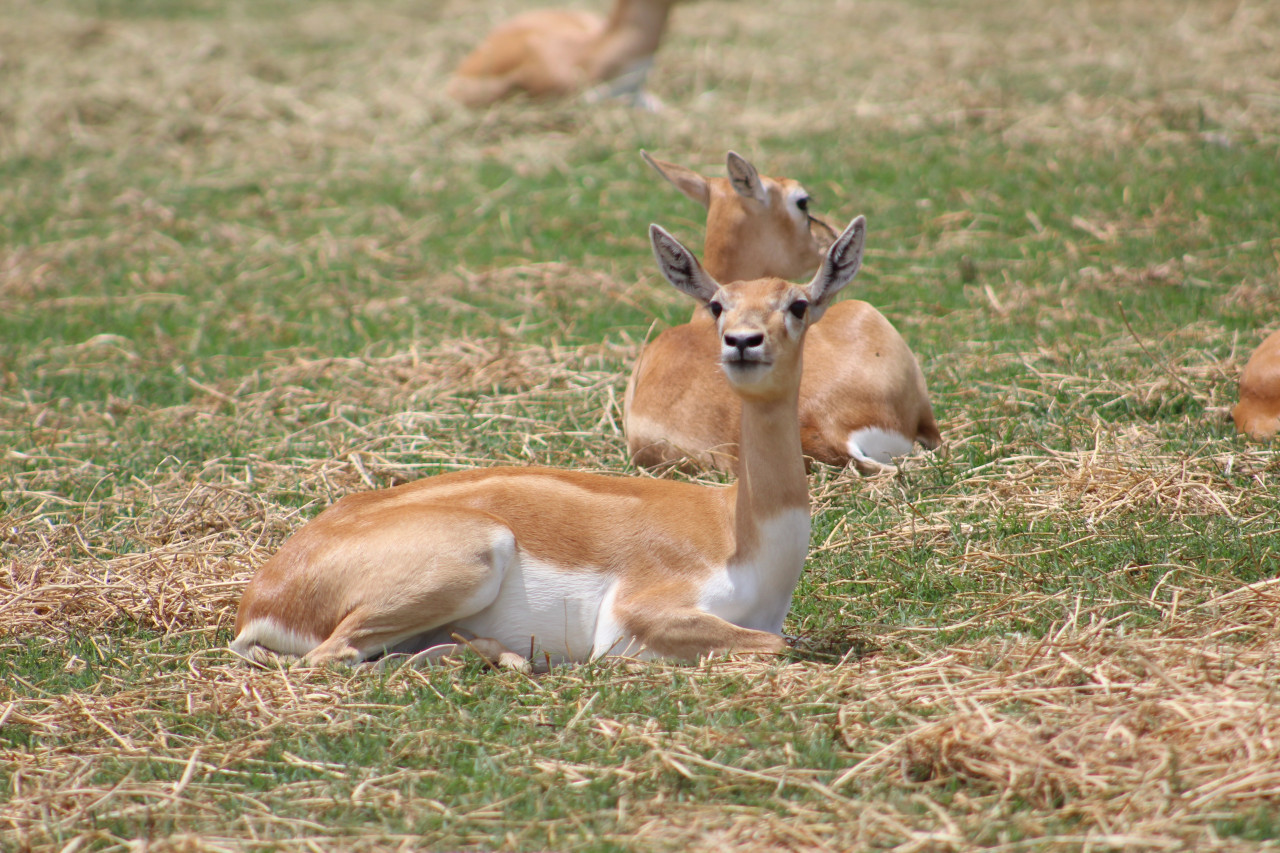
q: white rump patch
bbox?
[847,427,915,465]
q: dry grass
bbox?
[3,0,1277,174]
[5,576,1280,849]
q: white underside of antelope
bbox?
[235,531,659,670]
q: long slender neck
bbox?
[702,206,751,284]
[590,0,674,79]
[690,219,752,326]
[731,373,809,559]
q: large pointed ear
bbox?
[640,150,711,209]
[650,224,721,304]
[726,151,767,205]
[806,215,866,321]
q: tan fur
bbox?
[445,0,675,108]
[1233,329,1280,439]
[640,150,838,283]
[232,217,870,669]
[625,151,940,474]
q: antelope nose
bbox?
[723,331,764,354]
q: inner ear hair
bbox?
[726,151,766,204]
[810,215,866,306]
[650,224,719,303]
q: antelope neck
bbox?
[593,0,674,77]
[731,379,808,559]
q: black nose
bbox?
[724,331,764,353]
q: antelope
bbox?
[230,215,869,670]
[445,0,677,109]
[625,151,941,474]
[1233,329,1280,439]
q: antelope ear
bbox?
[806,215,866,321]
[641,150,711,209]
[650,224,720,304]
[726,151,767,205]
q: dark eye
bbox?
[796,195,810,212]
[708,301,724,319]
[788,300,809,318]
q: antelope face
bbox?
[707,278,811,396]
[649,213,865,399]
[710,152,838,283]
[781,180,841,262]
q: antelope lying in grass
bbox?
[625,151,941,474]
[1233,329,1280,439]
[445,0,676,109]
[231,215,869,670]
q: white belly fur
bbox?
[452,554,614,666]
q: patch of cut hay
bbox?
[834,610,1280,847]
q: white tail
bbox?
[445,0,676,109]
[1233,329,1280,439]
[625,151,941,474]
[231,217,869,670]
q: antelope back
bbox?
[1233,329,1280,439]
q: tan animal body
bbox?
[445,0,675,108]
[231,216,870,670]
[624,151,940,474]
[1233,329,1280,439]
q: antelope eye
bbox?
[788,299,809,318]
[796,195,810,212]
[707,301,724,319]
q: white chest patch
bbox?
[697,508,811,634]
[453,555,613,666]
[847,427,915,465]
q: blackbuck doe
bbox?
[1233,329,1280,439]
[445,0,676,109]
[625,151,941,474]
[231,216,870,670]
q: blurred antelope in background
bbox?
[445,0,676,109]
[232,217,870,671]
[1233,329,1280,439]
[625,151,941,474]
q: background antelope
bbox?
[231,216,869,671]
[445,0,676,109]
[624,151,941,474]
[1233,329,1280,439]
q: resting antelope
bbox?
[1232,329,1280,439]
[445,0,676,109]
[231,215,869,670]
[624,151,941,474]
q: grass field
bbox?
[3,0,1280,849]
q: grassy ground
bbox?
[2,0,1279,849]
